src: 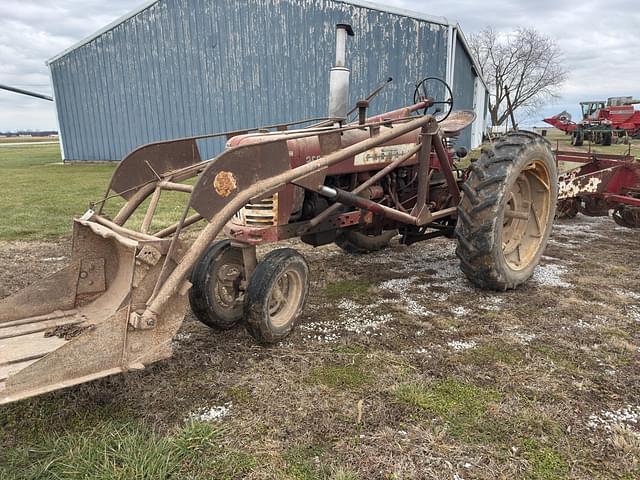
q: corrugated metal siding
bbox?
[50,0,450,161]
[452,37,475,149]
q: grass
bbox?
[521,439,569,480]
[324,279,373,301]
[543,127,639,157]
[308,363,373,390]
[393,380,573,478]
[281,444,328,479]
[394,378,501,442]
[0,144,114,240]
[461,341,525,366]
[279,445,360,480]
[0,143,193,241]
[0,419,257,480]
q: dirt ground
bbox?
[1,214,639,479]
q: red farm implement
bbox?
[555,148,640,227]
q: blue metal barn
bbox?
[47,0,488,161]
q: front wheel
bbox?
[189,240,245,330]
[244,248,310,344]
[455,131,558,290]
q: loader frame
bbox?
[104,110,461,323]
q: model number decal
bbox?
[354,144,415,166]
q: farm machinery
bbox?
[544,97,640,146]
[555,148,640,227]
[0,25,558,405]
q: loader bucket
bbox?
[0,219,189,405]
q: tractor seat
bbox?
[439,110,476,135]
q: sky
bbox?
[0,0,638,131]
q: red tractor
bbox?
[544,97,640,146]
[0,25,559,405]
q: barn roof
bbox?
[48,0,452,64]
[46,0,486,91]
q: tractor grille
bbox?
[235,194,278,226]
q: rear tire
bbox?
[244,248,309,344]
[335,229,396,254]
[455,131,558,290]
[189,240,244,330]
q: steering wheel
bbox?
[413,77,454,122]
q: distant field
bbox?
[0,137,59,144]
[0,143,190,241]
[542,127,640,157]
[0,144,114,240]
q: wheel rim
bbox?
[267,268,304,328]
[501,159,552,271]
[212,256,243,311]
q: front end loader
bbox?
[0,25,558,405]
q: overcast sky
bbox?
[1,0,638,131]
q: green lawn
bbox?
[543,127,640,157]
[0,144,192,241]
[0,144,114,240]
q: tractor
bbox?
[544,97,640,146]
[0,24,558,404]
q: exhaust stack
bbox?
[328,24,354,120]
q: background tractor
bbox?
[544,97,640,146]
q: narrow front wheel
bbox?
[189,240,245,330]
[244,249,310,344]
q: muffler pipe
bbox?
[328,24,354,121]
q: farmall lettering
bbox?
[354,144,415,166]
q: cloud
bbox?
[0,0,133,131]
[0,0,638,131]
[386,0,640,124]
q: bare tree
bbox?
[469,27,567,127]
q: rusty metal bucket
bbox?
[0,219,189,405]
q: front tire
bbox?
[455,131,558,290]
[189,240,245,330]
[244,248,310,344]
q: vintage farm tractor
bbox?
[0,25,558,404]
[544,97,640,146]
